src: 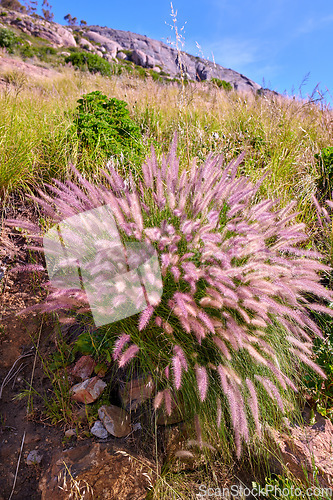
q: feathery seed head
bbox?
[12,140,333,458]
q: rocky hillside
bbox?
[78,26,261,93]
[0,8,76,47]
[0,7,262,93]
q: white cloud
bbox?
[296,13,333,35]
[186,37,264,72]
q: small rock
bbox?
[91,420,108,439]
[24,434,41,445]
[70,376,106,404]
[116,51,127,60]
[79,38,94,52]
[70,355,96,381]
[146,54,157,68]
[98,405,131,437]
[120,375,155,411]
[104,53,114,63]
[26,450,43,465]
[131,49,146,67]
[65,429,77,438]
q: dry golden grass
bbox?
[0,65,332,242]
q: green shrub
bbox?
[321,147,333,169]
[68,46,83,53]
[19,44,57,61]
[121,49,132,57]
[64,52,112,76]
[135,65,147,79]
[211,78,233,91]
[74,90,143,164]
[19,43,34,59]
[303,310,333,421]
[0,27,18,53]
[39,46,56,56]
[149,69,162,82]
[122,63,133,75]
[315,146,333,199]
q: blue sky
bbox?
[48,0,333,103]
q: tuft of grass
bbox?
[211,78,233,91]
[12,140,332,460]
[254,471,333,499]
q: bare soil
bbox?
[0,54,61,84]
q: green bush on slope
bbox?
[316,146,333,199]
[74,90,144,166]
[0,26,18,53]
[65,52,112,76]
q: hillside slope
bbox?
[0,6,261,93]
[79,25,261,93]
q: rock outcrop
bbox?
[0,9,76,47]
[83,30,122,59]
[268,408,333,488]
[81,25,261,92]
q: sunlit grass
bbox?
[1,68,331,221]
